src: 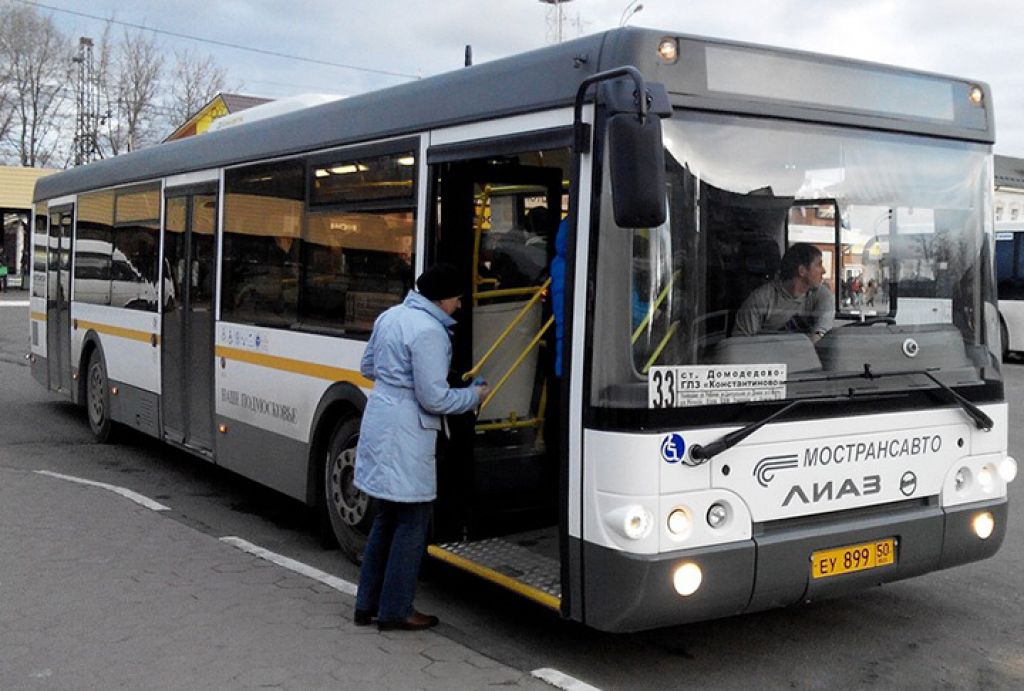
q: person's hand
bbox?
[475,384,491,402]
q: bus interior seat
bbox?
[704,235,782,345]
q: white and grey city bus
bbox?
[29,28,1016,632]
[995,221,1024,359]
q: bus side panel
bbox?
[30,295,48,389]
[70,303,161,395]
[215,416,309,501]
[214,322,371,503]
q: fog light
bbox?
[707,502,729,529]
[999,456,1018,483]
[972,511,995,540]
[672,562,702,596]
[667,507,692,537]
[978,465,995,492]
[954,467,971,492]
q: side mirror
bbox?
[608,112,667,228]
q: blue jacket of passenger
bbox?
[550,219,568,377]
[354,291,479,502]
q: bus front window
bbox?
[590,111,999,415]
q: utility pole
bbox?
[72,37,99,166]
[539,0,574,44]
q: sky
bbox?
[28,0,1024,155]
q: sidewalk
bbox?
[0,466,551,690]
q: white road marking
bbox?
[34,470,171,511]
[220,536,358,596]
[0,300,30,307]
[531,668,602,690]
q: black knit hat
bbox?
[416,263,463,301]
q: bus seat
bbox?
[706,235,782,335]
[707,333,822,373]
[473,298,543,423]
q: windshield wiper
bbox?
[687,364,992,464]
[853,363,993,432]
[687,390,905,463]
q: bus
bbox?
[995,221,1024,359]
[29,28,1016,632]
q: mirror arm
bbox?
[572,66,648,155]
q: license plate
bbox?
[810,537,896,579]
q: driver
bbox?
[734,242,834,342]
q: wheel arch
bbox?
[305,381,368,507]
[76,330,105,406]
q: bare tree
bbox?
[0,2,72,166]
[165,48,227,132]
[100,28,163,155]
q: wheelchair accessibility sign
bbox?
[661,434,686,463]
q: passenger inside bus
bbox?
[734,242,834,342]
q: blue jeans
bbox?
[355,500,432,622]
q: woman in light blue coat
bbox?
[354,263,487,631]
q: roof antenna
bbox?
[465,45,473,67]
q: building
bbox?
[0,166,60,285]
[995,154,1024,223]
[163,93,272,141]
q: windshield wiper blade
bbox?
[854,363,993,432]
[687,390,906,463]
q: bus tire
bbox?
[323,416,375,563]
[85,349,115,443]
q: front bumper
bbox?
[580,498,1007,632]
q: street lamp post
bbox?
[620,0,643,26]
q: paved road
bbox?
[2,292,1023,690]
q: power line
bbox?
[18,0,420,81]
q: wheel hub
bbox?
[329,446,368,527]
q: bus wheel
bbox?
[85,350,115,443]
[324,417,374,563]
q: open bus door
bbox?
[427,157,566,614]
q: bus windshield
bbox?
[590,111,999,412]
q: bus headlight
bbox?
[999,456,1018,483]
[667,507,693,537]
[978,465,996,493]
[972,511,995,540]
[606,504,654,540]
[707,502,730,529]
[954,467,971,492]
[672,562,702,596]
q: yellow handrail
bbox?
[479,316,554,413]
[631,269,682,344]
[473,285,539,300]
[642,320,680,374]
[463,278,551,381]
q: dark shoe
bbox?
[377,611,439,631]
[353,609,374,626]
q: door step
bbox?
[427,537,561,611]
